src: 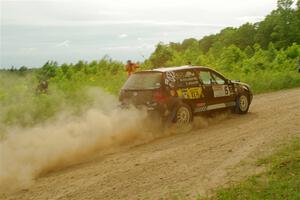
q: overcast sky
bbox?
[1,0,277,68]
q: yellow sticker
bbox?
[177,87,204,99]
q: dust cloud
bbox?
[0,88,231,194]
[192,111,231,129]
[0,89,152,193]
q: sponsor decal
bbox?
[165,71,176,88]
[166,71,176,82]
[165,70,200,88]
[177,87,204,99]
[179,76,198,82]
[175,70,200,87]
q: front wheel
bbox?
[235,93,250,114]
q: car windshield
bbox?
[122,72,162,90]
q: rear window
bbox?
[122,72,162,90]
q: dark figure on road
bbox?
[36,80,48,94]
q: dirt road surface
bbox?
[2,88,300,200]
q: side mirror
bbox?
[227,79,232,84]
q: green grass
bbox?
[168,138,300,200]
[207,138,300,200]
[0,69,126,129]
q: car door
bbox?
[209,70,234,104]
[173,69,204,110]
[198,69,215,105]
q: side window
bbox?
[199,71,213,85]
[211,72,225,85]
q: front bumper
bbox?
[249,93,253,104]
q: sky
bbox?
[0,0,277,68]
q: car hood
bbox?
[232,80,249,87]
[232,80,252,93]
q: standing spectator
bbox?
[125,60,139,77]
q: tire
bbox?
[164,103,193,133]
[174,103,193,129]
[235,93,250,114]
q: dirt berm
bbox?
[2,88,300,200]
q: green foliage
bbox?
[209,138,300,200]
[36,61,58,81]
[0,57,127,129]
[149,43,174,67]
[19,66,28,72]
[147,41,300,83]
[219,45,246,72]
[147,0,300,68]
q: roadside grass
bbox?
[206,137,300,200]
[167,137,300,200]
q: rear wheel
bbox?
[235,93,250,114]
[176,105,192,124]
[172,104,193,133]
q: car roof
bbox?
[133,65,228,80]
[152,65,212,72]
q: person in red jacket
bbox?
[125,60,139,76]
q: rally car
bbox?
[119,66,253,126]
